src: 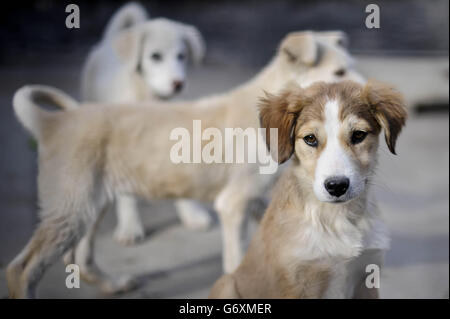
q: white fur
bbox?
[81,15,205,101]
[292,202,364,261]
[314,99,365,202]
[102,2,148,40]
[114,195,145,245]
[175,199,212,230]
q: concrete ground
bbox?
[0,55,448,299]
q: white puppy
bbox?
[81,2,209,245]
[81,3,205,102]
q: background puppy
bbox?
[81,3,205,102]
[80,2,208,245]
[210,80,407,298]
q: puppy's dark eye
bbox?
[351,130,368,144]
[303,134,318,147]
[177,53,186,61]
[151,52,162,62]
[335,68,346,77]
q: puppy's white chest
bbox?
[293,205,364,261]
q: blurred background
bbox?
[0,0,448,298]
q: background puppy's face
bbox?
[114,19,205,99]
[279,31,365,88]
[259,80,407,203]
[140,32,189,98]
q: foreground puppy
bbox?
[210,80,407,298]
[8,31,363,297]
[81,2,208,245]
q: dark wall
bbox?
[0,0,449,67]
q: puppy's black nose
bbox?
[173,80,184,93]
[325,176,350,198]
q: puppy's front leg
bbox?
[209,274,241,298]
[214,183,250,274]
[114,195,145,245]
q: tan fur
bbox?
[210,81,406,299]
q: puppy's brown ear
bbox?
[363,80,408,154]
[259,85,304,164]
[113,25,143,68]
[279,31,318,65]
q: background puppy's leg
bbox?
[175,199,213,231]
[214,180,251,274]
[7,213,86,298]
[114,195,145,245]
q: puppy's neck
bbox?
[271,166,370,261]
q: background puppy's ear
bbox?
[103,2,149,40]
[259,85,304,164]
[112,25,143,68]
[363,80,408,154]
[279,31,318,65]
[316,31,349,48]
[179,24,206,64]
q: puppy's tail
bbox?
[103,2,148,40]
[13,85,78,139]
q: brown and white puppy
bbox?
[209,80,407,298]
[8,31,363,298]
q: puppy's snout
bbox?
[173,80,184,93]
[324,176,349,198]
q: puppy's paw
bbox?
[176,201,213,231]
[99,275,139,295]
[6,261,26,299]
[113,224,145,246]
